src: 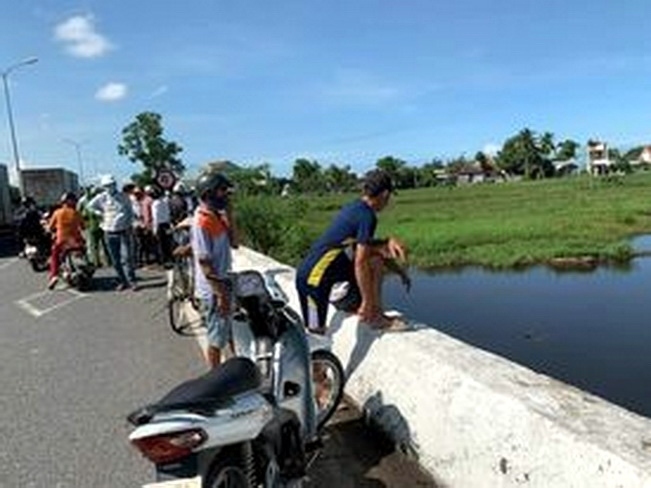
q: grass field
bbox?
[288,172,651,269]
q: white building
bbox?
[586,140,612,175]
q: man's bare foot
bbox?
[360,314,394,330]
[360,313,410,331]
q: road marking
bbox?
[15,288,89,318]
[0,257,19,271]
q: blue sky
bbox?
[1,0,651,185]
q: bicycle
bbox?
[167,227,203,335]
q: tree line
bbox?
[119,111,646,195]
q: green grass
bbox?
[279,172,651,269]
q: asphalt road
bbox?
[0,237,436,488]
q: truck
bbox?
[21,168,80,209]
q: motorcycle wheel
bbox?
[30,259,48,272]
[75,274,90,291]
[262,455,281,488]
[311,350,345,431]
[205,447,251,488]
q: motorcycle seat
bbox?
[128,357,261,425]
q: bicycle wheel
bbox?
[170,259,190,299]
[186,258,201,311]
[311,349,345,430]
[167,297,187,335]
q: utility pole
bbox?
[1,56,38,195]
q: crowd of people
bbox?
[16,174,197,292]
[16,168,410,370]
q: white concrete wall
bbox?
[230,246,651,487]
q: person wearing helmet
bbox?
[191,172,237,368]
[169,181,190,225]
[47,192,85,289]
[88,174,138,291]
[150,185,173,265]
[16,195,50,254]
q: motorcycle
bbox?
[23,236,51,272]
[59,246,95,291]
[127,269,345,487]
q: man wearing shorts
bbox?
[191,172,235,368]
[295,169,410,334]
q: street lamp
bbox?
[2,56,38,194]
[63,138,86,186]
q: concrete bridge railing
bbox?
[227,246,651,487]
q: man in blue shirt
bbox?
[296,169,410,334]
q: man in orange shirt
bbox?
[191,172,236,368]
[48,192,85,289]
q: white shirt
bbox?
[151,196,171,230]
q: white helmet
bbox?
[99,174,116,187]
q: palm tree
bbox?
[539,132,556,157]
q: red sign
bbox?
[156,169,177,190]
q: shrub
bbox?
[235,195,313,264]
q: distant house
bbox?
[637,146,651,165]
[455,164,485,184]
[586,140,612,175]
[454,163,506,184]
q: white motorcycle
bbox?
[127,269,345,487]
[23,237,50,272]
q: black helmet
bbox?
[60,191,77,203]
[196,172,233,199]
[21,196,35,207]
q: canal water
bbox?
[383,236,651,419]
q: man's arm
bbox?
[87,194,104,216]
[354,243,378,318]
[198,258,229,314]
[48,211,58,234]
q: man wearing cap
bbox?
[88,174,138,291]
[295,169,411,333]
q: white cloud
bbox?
[149,85,169,99]
[95,82,127,102]
[54,15,113,58]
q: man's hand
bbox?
[387,237,408,261]
[216,292,230,315]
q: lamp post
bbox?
[2,56,38,195]
[63,138,86,186]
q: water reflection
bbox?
[383,252,651,419]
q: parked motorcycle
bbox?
[127,269,345,487]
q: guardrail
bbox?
[221,246,651,487]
